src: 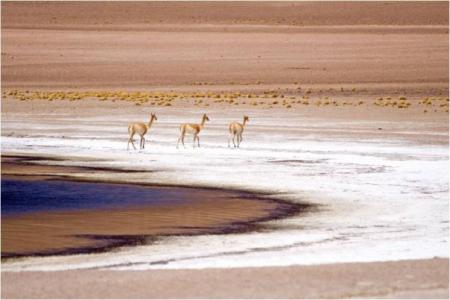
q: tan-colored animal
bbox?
[228,115,249,148]
[127,113,157,150]
[177,113,210,148]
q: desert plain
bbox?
[1,1,449,299]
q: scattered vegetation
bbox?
[2,89,448,113]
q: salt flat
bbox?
[2,97,448,271]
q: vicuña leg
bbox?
[193,134,200,148]
[228,133,235,148]
[140,135,145,149]
[177,132,186,149]
[128,133,137,150]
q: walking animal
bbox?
[127,113,157,150]
[177,113,210,148]
[228,115,249,148]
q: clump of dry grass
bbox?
[420,98,433,106]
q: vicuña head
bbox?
[150,113,158,122]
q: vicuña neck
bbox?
[148,117,155,127]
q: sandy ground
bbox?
[1,2,448,89]
[1,1,449,299]
[3,2,448,28]
[2,258,448,299]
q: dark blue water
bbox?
[1,178,192,216]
